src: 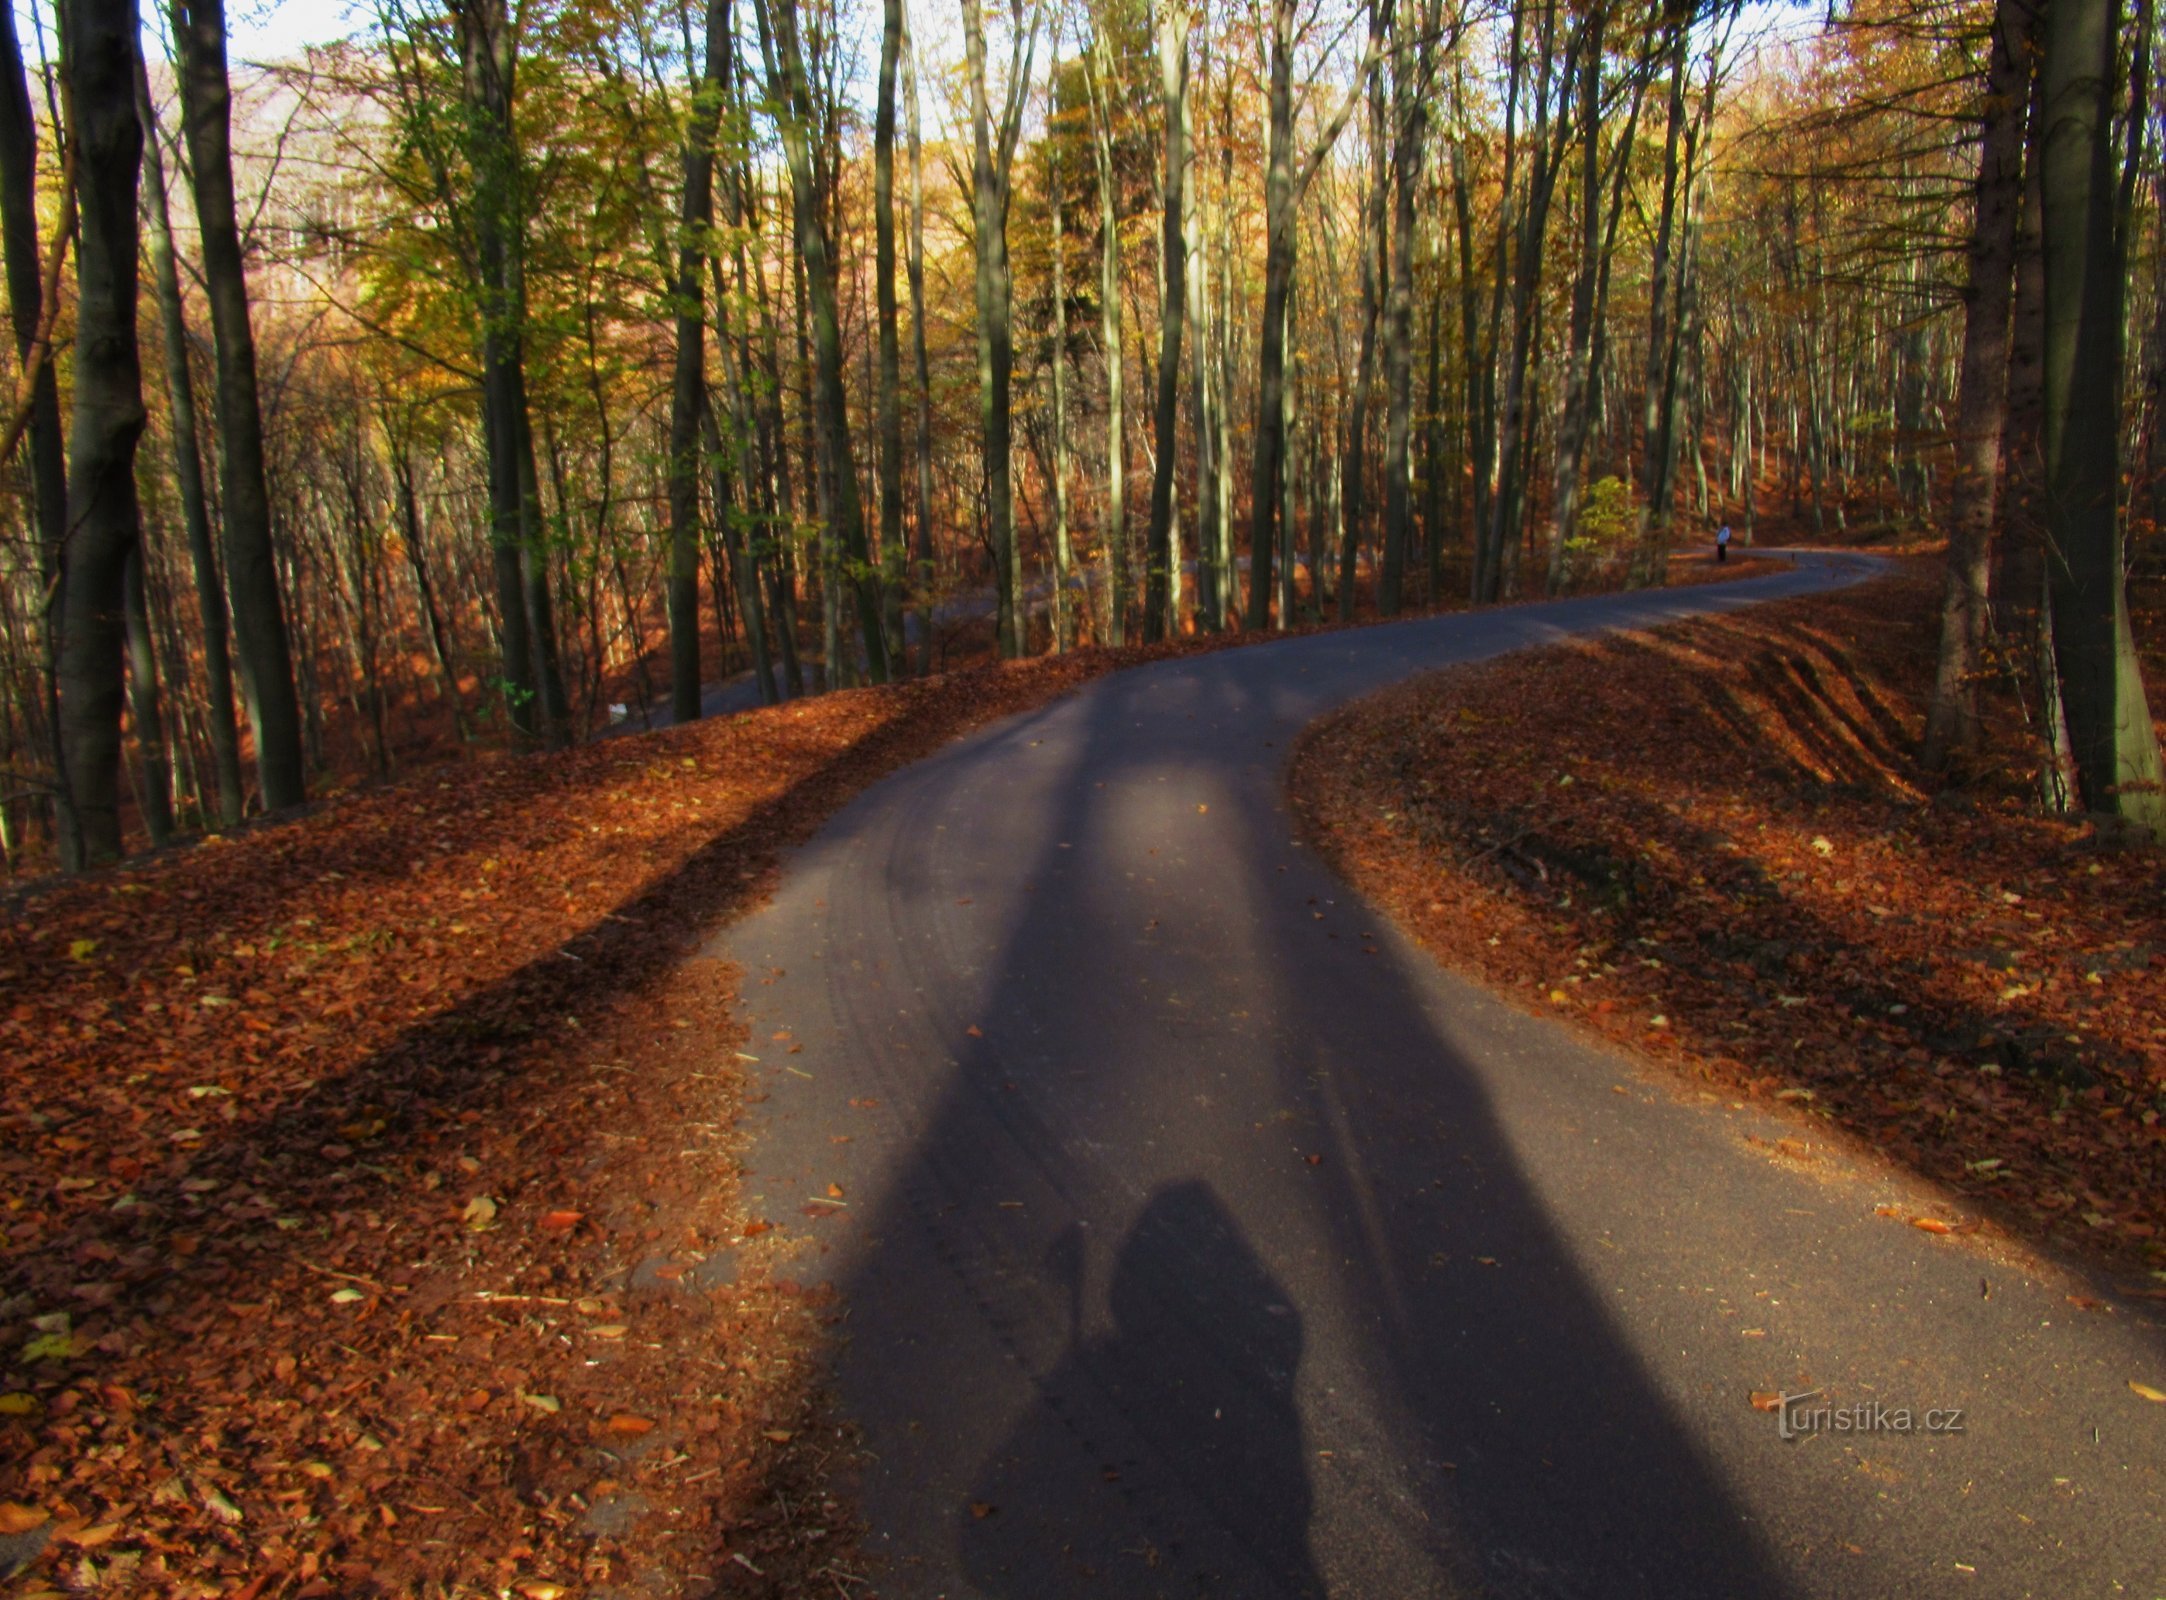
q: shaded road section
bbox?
[717,554,2165,1598]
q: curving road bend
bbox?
[716,554,2165,1599]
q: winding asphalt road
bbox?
[716,553,2165,1599]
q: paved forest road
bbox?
[717,554,2165,1600]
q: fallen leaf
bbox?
[1749,1391,1784,1413]
[2129,1381,2166,1403]
[588,1325,629,1340]
[519,1392,562,1414]
[606,1414,654,1436]
[462,1195,498,1232]
[197,1482,243,1524]
[1911,1218,1954,1235]
[0,1502,49,1535]
[826,1182,845,1198]
[537,1209,584,1234]
[969,1501,996,1519]
[516,1582,569,1599]
[762,1428,793,1443]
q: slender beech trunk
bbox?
[754,0,889,681]
[1086,25,1127,644]
[1248,0,1380,629]
[1,1,72,841]
[133,45,244,823]
[902,4,936,673]
[1340,69,1386,621]
[56,0,146,867]
[962,0,1039,659]
[1142,1,1189,640]
[875,0,908,667]
[2038,0,2165,835]
[1923,0,2038,769]
[172,0,307,800]
[1047,34,1075,651]
[122,548,172,846]
[668,0,731,724]
[1378,0,1437,616]
[1187,28,1219,631]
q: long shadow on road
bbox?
[760,649,1803,1599]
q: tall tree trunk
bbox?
[1247,0,1379,629]
[902,3,937,673]
[56,0,147,867]
[122,548,174,847]
[133,43,244,824]
[1047,34,1076,651]
[875,0,908,667]
[171,0,307,804]
[1378,0,1436,616]
[1629,5,1690,585]
[753,0,891,681]
[1339,68,1386,621]
[1086,24,1127,644]
[1,0,73,841]
[962,0,1038,659]
[1923,0,2039,770]
[1142,1,1189,641]
[1187,28,1220,631]
[668,0,731,724]
[2038,0,2166,835]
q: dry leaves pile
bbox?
[0,629,1301,1598]
[1294,565,2166,1281]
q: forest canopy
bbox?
[1,0,2160,872]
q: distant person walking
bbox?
[1716,522,1733,563]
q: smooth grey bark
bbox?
[962,0,1039,658]
[1,0,73,840]
[2037,0,2165,835]
[667,0,731,725]
[1479,0,1576,603]
[1046,29,1075,651]
[1339,68,1386,622]
[902,3,936,674]
[1186,26,1220,631]
[752,0,890,682]
[122,549,173,846]
[1923,0,2038,771]
[1378,0,1439,616]
[387,428,471,735]
[56,0,147,867]
[1247,0,1382,629]
[133,43,244,824]
[1546,2,1646,594]
[449,0,573,743]
[875,0,908,665]
[1142,0,1189,641]
[1084,24,1126,645]
[171,0,307,803]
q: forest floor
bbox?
[1291,563,2166,1292]
[0,554,1784,1600]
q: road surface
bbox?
[717,553,2165,1599]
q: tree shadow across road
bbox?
[810,653,1802,1598]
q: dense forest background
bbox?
[1,0,2159,872]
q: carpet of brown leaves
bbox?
[1293,564,2166,1285]
[0,626,1317,1599]
[0,558,1796,1597]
